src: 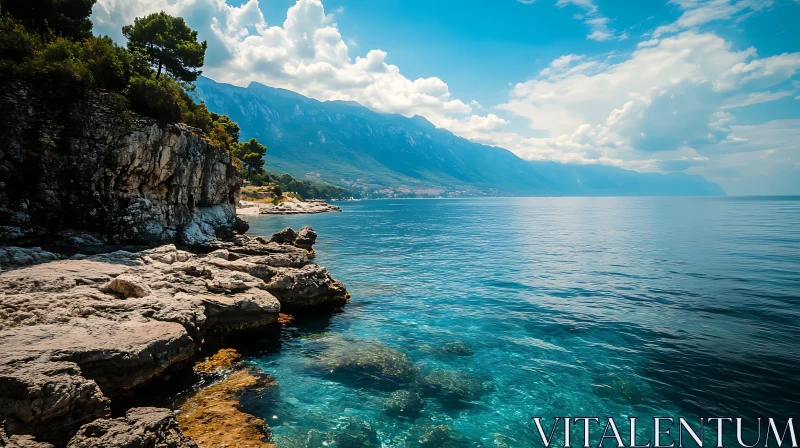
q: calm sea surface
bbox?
[239,197,800,446]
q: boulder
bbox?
[0,247,62,271]
[294,226,317,249]
[106,274,152,298]
[264,264,349,311]
[66,407,198,448]
[270,227,297,244]
[179,221,218,249]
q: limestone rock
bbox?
[270,227,297,244]
[106,274,152,298]
[264,264,349,311]
[294,226,317,249]
[0,247,62,271]
[179,222,218,249]
[0,86,242,247]
[66,407,198,448]
[0,234,346,444]
[0,428,54,448]
[253,200,342,215]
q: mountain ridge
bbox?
[195,76,725,197]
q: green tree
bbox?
[0,0,96,40]
[233,138,267,176]
[121,12,206,82]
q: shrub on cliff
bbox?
[0,16,131,92]
[0,15,43,63]
[127,74,184,123]
[0,0,96,40]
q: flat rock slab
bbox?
[0,228,347,446]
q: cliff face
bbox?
[0,84,242,248]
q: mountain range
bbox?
[194,76,725,197]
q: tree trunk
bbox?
[157,61,163,79]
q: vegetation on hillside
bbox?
[253,172,355,200]
[0,0,358,199]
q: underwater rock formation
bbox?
[316,339,420,388]
[178,370,276,448]
[441,340,476,357]
[419,369,494,404]
[383,390,426,418]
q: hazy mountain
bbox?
[194,77,725,197]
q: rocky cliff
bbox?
[0,84,243,250]
[0,227,348,446]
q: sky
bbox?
[91,0,800,195]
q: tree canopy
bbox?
[233,138,267,175]
[0,0,96,40]
[122,12,206,82]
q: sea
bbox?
[238,197,800,447]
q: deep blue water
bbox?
[240,197,800,447]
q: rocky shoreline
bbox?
[0,226,348,447]
[237,199,342,215]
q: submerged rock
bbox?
[419,369,494,403]
[193,348,242,374]
[384,390,426,418]
[301,418,379,448]
[317,339,420,388]
[406,424,480,448]
[177,370,276,448]
[441,340,476,356]
[66,407,198,448]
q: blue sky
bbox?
[92,0,800,195]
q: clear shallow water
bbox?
[240,197,800,446]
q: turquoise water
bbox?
[239,197,800,446]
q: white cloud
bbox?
[654,0,774,37]
[720,90,795,109]
[637,39,660,48]
[92,0,503,134]
[488,31,800,178]
[555,0,626,41]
